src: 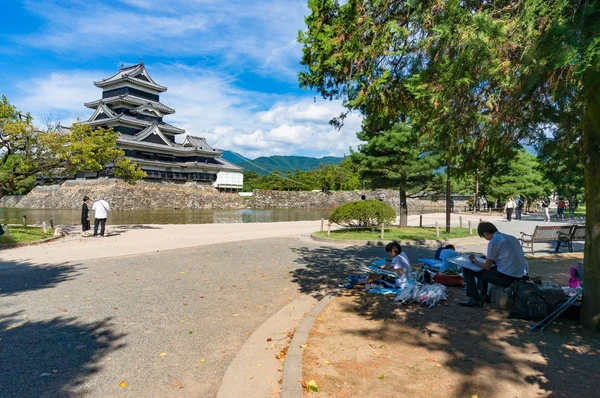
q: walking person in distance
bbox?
[504,197,516,222]
[92,195,110,237]
[541,196,551,222]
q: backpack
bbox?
[569,264,583,288]
[509,281,550,320]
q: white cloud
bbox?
[14,64,363,158]
[16,71,101,126]
[16,0,308,81]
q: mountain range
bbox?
[220,150,344,175]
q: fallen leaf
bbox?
[119,381,127,388]
[435,363,442,367]
[257,363,262,367]
[106,357,112,361]
[270,344,275,348]
[276,346,288,362]
[306,380,318,392]
[233,314,240,317]
[323,360,331,364]
[175,278,181,281]
[159,353,167,357]
[299,344,308,349]
[379,375,385,380]
[317,317,323,321]
[199,359,206,363]
[266,338,272,342]
[424,358,437,362]
[379,344,386,349]
[472,395,479,398]
[173,381,181,387]
[114,308,118,310]
[180,272,185,274]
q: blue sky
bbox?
[0,0,362,158]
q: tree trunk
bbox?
[581,70,600,331]
[445,157,451,233]
[398,185,408,227]
[474,169,479,214]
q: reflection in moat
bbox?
[0,207,334,226]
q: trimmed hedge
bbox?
[328,199,396,228]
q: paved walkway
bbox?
[0,212,584,397]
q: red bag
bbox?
[432,272,465,287]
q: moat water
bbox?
[0,207,335,226]
[0,207,446,226]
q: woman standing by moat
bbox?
[81,196,91,237]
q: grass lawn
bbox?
[315,226,474,241]
[571,205,586,218]
[0,225,53,244]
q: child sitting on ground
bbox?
[366,241,411,288]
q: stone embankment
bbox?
[248,189,461,211]
[0,179,246,210]
[0,181,464,211]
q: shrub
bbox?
[329,200,396,228]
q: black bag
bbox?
[509,281,550,320]
[0,224,4,236]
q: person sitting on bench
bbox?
[460,222,529,308]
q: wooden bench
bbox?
[519,225,573,254]
[556,225,586,253]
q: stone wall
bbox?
[0,183,469,212]
[0,179,246,210]
[248,189,463,211]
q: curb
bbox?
[281,291,339,398]
[310,233,480,248]
[216,295,321,398]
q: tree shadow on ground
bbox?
[0,261,81,297]
[337,254,598,397]
[290,243,433,300]
[0,311,126,398]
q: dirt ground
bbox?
[302,253,600,398]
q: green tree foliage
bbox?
[329,199,396,228]
[350,122,439,226]
[486,150,552,204]
[241,159,362,192]
[299,0,600,328]
[0,96,146,194]
[537,135,585,202]
[452,149,553,206]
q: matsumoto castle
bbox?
[59,62,243,190]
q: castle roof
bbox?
[84,95,175,115]
[94,62,167,92]
[183,135,215,151]
[86,110,185,135]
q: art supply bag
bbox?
[509,281,550,320]
[432,272,465,287]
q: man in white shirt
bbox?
[460,222,528,307]
[92,195,110,237]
